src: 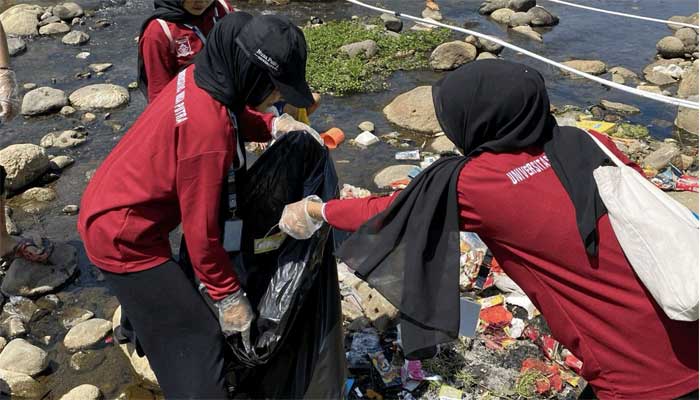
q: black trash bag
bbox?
[227,132,345,399]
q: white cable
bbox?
[540,0,699,29]
[345,0,700,110]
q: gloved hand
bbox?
[279,195,324,240]
[216,289,254,336]
[271,113,324,146]
[0,69,19,123]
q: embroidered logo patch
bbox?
[175,37,194,58]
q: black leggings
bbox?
[102,260,229,399]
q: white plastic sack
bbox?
[588,132,699,321]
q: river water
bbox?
[0,0,697,397]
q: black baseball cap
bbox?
[236,15,314,108]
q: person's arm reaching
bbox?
[0,22,19,123]
[237,106,274,142]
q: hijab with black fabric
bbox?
[193,12,275,114]
[336,59,609,359]
[136,0,219,98]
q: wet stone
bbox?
[69,350,106,372]
[60,307,94,329]
[63,318,112,351]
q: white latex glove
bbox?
[279,195,324,240]
[0,70,19,123]
[272,113,324,146]
[216,289,254,336]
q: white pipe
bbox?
[345,0,699,110]
[540,0,699,30]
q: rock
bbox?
[479,0,510,15]
[527,6,559,26]
[62,205,79,215]
[410,19,437,31]
[39,22,70,35]
[0,6,40,36]
[430,135,457,153]
[37,15,61,27]
[62,30,90,45]
[490,8,514,24]
[64,318,111,351]
[21,87,69,116]
[383,86,441,134]
[380,13,402,32]
[678,62,699,98]
[3,297,38,323]
[53,3,83,20]
[0,144,50,191]
[422,8,442,21]
[600,99,640,114]
[340,40,378,58]
[668,191,699,214]
[69,351,106,372]
[60,106,76,116]
[508,0,536,12]
[60,307,94,330]
[115,384,158,400]
[21,187,56,202]
[374,165,417,189]
[511,25,543,42]
[5,207,19,235]
[636,84,664,94]
[22,83,37,91]
[82,112,97,123]
[667,16,690,31]
[0,339,48,376]
[76,51,90,59]
[69,84,130,110]
[358,121,375,132]
[562,60,607,77]
[478,37,504,54]
[60,384,102,400]
[89,63,113,73]
[642,143,683,170]
[675,27,698,50]
[0,369,46,398]
[1,242,78,297]
[35,295,61,310]
[656,36,686,59]
[508,12,533,27]
[429,41,477,71]
[40,130,88,149]
[477,52,498,60]
[7,37,27,57]
[112,306,159,388]
[643,58,685,85]
[5,317,27,338]
[675,105,699,135]
[609,66,638,84]
[0,338,6,353]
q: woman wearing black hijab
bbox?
[138,0,232,101]
[280,60,698,399]
[79,13,316,398]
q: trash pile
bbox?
[337,231,587,400]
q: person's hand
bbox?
[216,290,254,336]
[272,113,324,145]
[279,195,324,240]
[0,69,19,123]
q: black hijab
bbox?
[337,60,608,359]
[193,12,275,114]
[137,0,218,98]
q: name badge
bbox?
[223,219,243,252]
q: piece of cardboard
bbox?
[459,297,482,338]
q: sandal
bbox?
[0,237,54,268]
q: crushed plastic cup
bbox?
[320,127,345,149]
[355,131,380,148]
[395,150,421,160]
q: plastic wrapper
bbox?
[459,232,489,290]
[348,330,382,369]
[181,132,345,398]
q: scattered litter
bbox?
[506,292,541,319]
[507,318,526,339]
[348,330,382,369]
[420,155,440,169]
[390,179,410,190]
[355,131,380,148]
[437,385,463,400]
[575,120,616,134]
[321,127,345,149]
[341,184,372,199]
[676,175,699,192]
[479,305,513,327]
[407,166,422,179]
[395,150,421,160]
[477,294,505,309]
[652,64,684,79]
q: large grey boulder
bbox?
[374,165,418,189]
[0,339,48,376]
[678,62,699,98]
[527,6,559,26]
[52,3,84,21]
[64,319,112,351]
[0,369,46,398]
[340,40,378,58]
[69,84,129,110]
[429,41,477,71]
[508,0,536,12]
[675,28,698,52]
[21,87,68,116]
[562,60,607,77]
[478,37,504,54]
[508,12,533,27]
[0,144,50,191]
[511,25,543,42]
[0,5,43,36]
[38,22,70,35]
[383,86,441,134]
[1,243,78,297]
[479,0,510,15]
[489,8,514,24]
[62,30,90,45]
[656,36,687,59]
[7,37,27,57]
[643,58,685,86]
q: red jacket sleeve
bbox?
[324,193,399,232]
[176,151,240,301]
[141,21,178,102]
[237,106,274,143]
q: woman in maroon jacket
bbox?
[138,0,233,102]
[80,13,317,398]
[280,60,698,399]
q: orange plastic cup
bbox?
[320,127,345,149]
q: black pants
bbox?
[103,260,229,399]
